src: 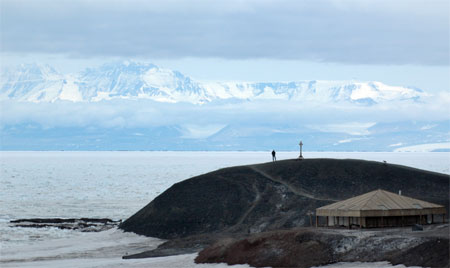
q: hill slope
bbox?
[119,158,449,239]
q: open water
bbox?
[1,151,448,268]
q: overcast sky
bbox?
[1,0,449,91]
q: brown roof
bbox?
[316,189,446,217]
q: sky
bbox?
[1,0,449,92]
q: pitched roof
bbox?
[316,189,446,217]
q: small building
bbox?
[315,189,446,228]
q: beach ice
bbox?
[1,228,252,268]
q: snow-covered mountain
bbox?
[1,61,448,151]
[1,61,426,104]
[1,64,68,102]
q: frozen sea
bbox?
[1,151,448,268]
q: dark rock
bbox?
[195,226,450,268]
[120,159,449,239]
[10,218,117,224]
[412,224,424,231]
[196,230,336,268]
[10,218,120,232]
[389,237,449,268]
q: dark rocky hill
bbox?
[119,158,449,239]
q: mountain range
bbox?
[1,61,449,151]
[1,61,426,105]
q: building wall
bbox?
[328,216,360,227]
[365,216,417,227]
[324,214,442,228]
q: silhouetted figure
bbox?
[272,150,276,162]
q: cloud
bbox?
[335,137,371,145]
[181,124,226,139]
[308,122,376,136]
[1,0,448,65]
[1,95,449,131]
[389,143,403,147]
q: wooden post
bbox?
[326,216,329,227]
[309,214,312,227]
[315,216,318,228]
[431,214,434,224]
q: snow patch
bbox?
[351,83,379,101]
[59,76,83,102]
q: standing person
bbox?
[272,150,276,162]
